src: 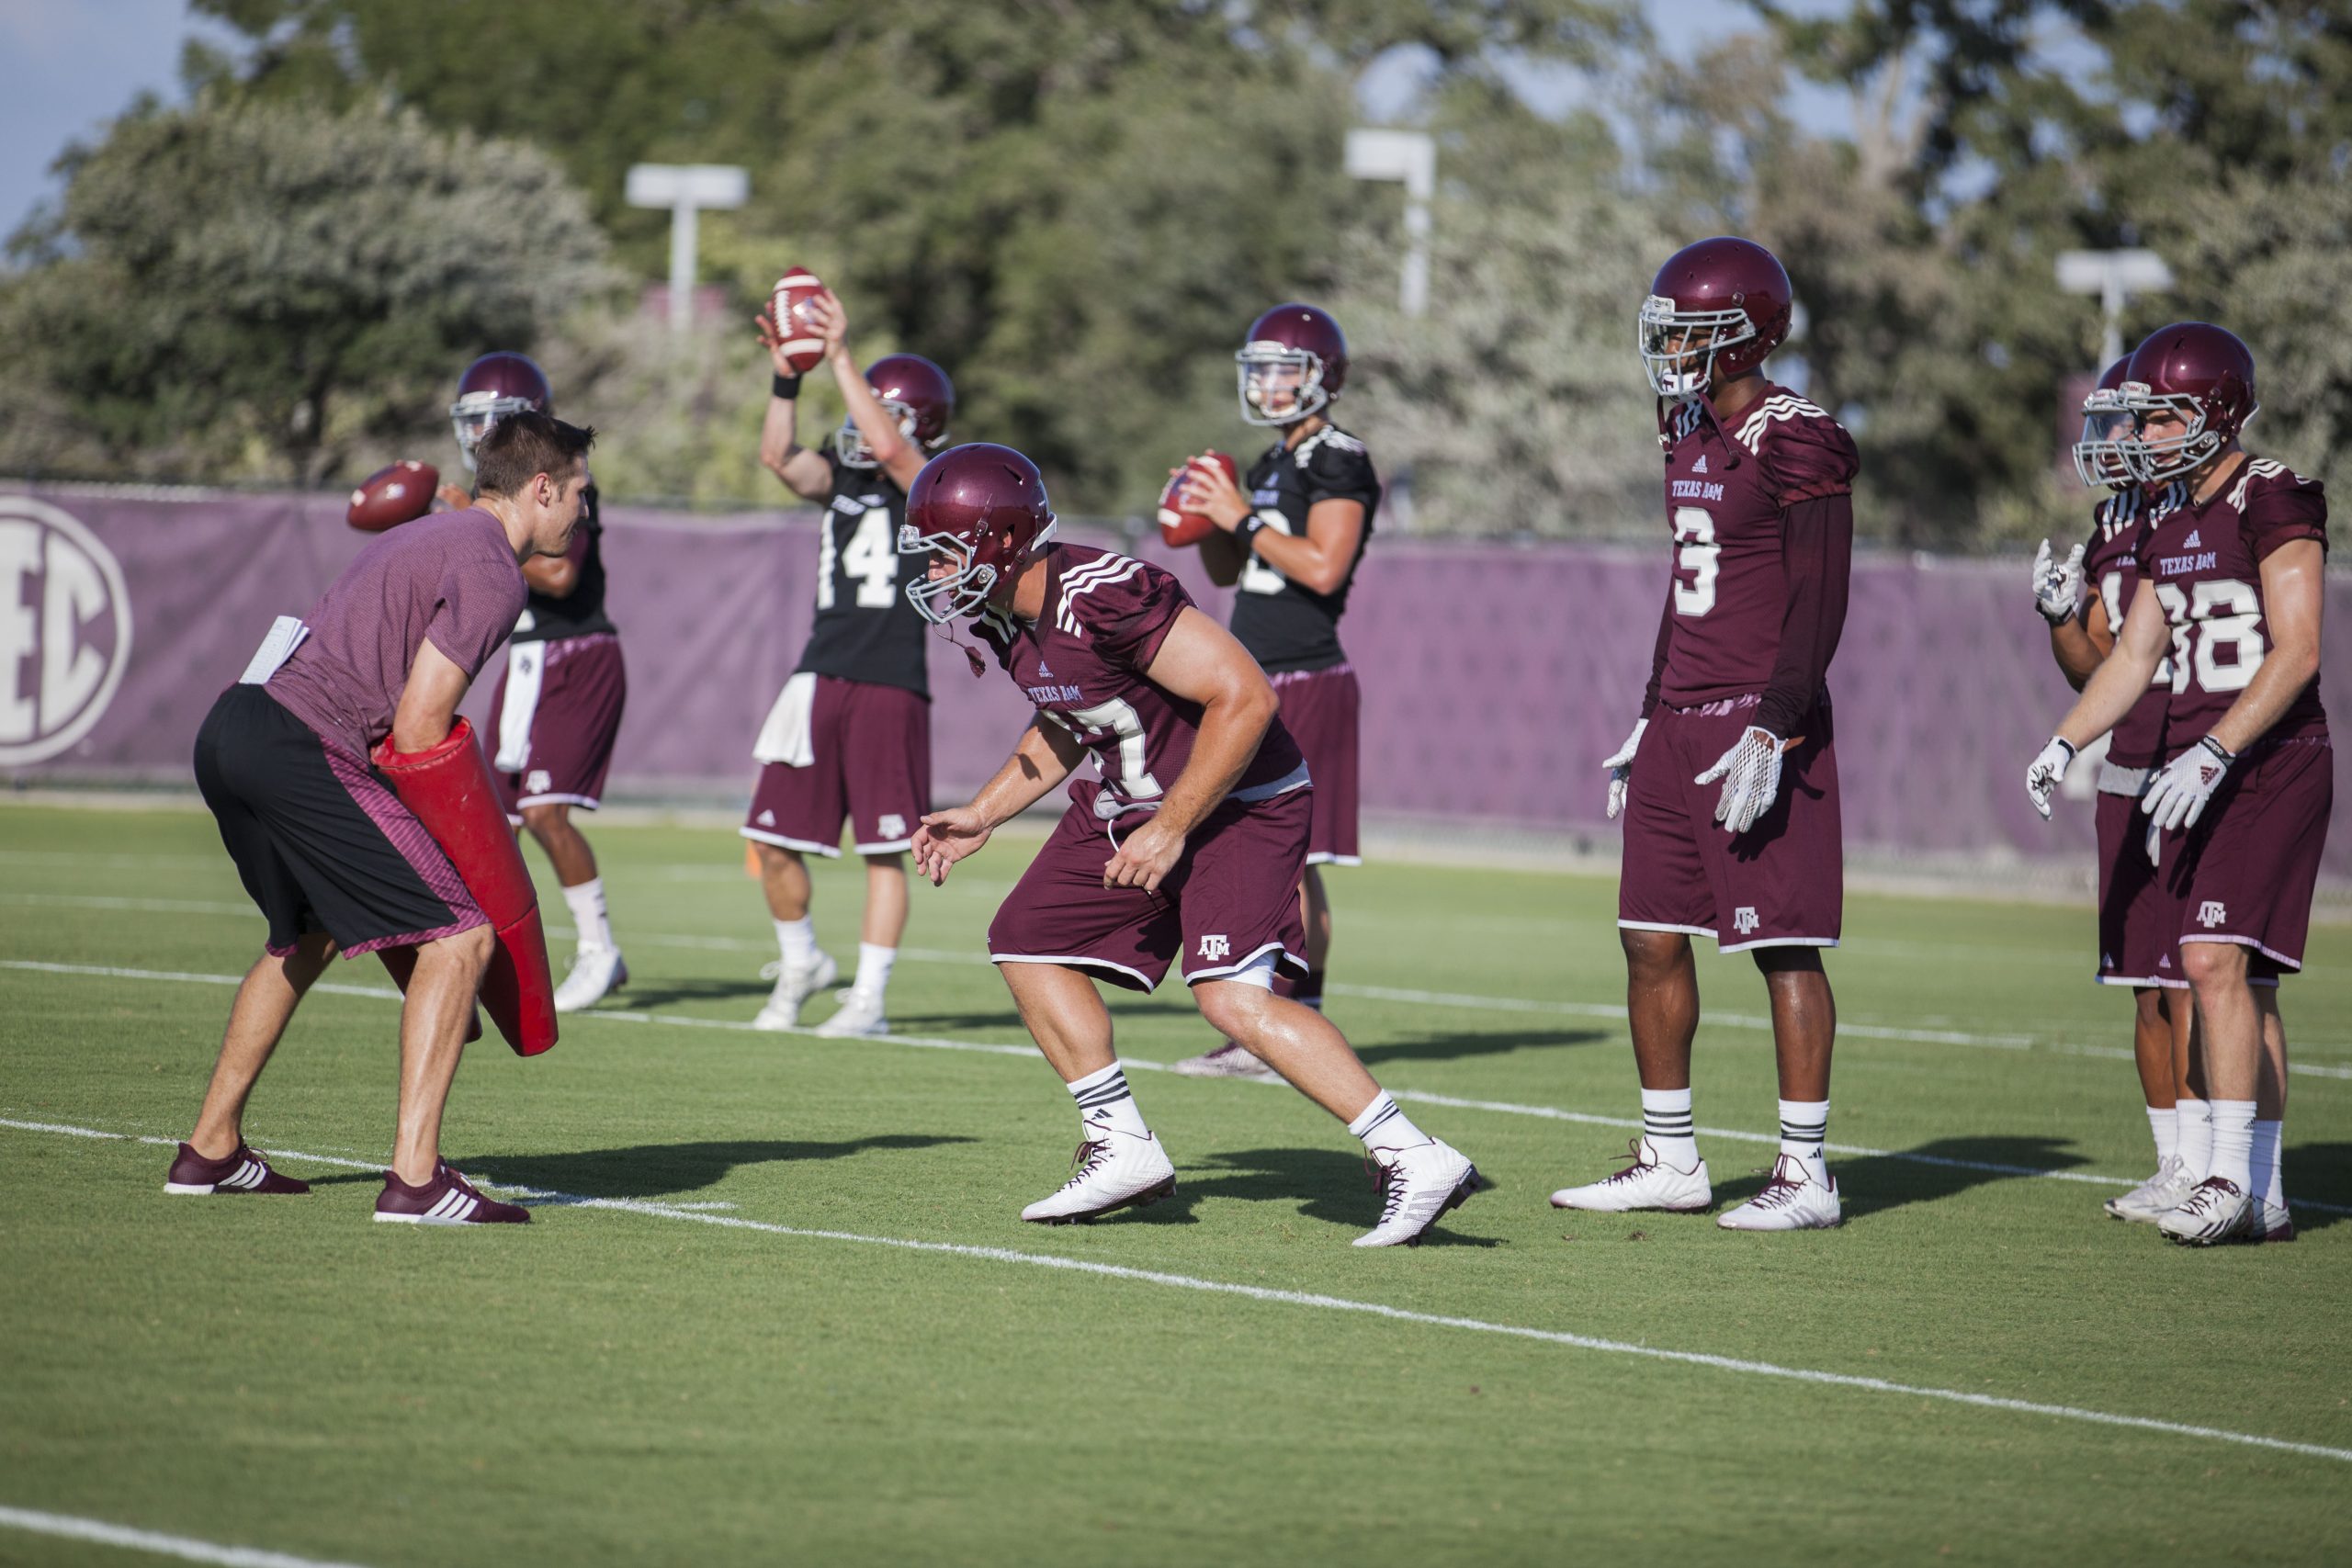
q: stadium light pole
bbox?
[2054,248,2175,368]
[1344,130,1434,318]
[626,164,750,331]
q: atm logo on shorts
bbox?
[2198,901,2227,929]
[1733,907,1760,935]
[0,495,134,767]
[1196,934,1231,962]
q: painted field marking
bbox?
[7,958,2350,1216]
[5,1114,2349,1471]
[0,1504,371,1568]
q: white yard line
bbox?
[0,1505,371,1568]
[6,958,2349,1215]
[4,1114,2349,1472]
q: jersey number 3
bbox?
[1672,506,1719,616]
[1239,510,1292,596]
[817,505,899,611]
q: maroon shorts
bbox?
[2095,783,2181,989]
[742,675,931,857]
[2161,735,2333,974]
[987,781,1312,991]
[1272,663,1360,866]
[490,632,628,819]
[1618,693,1841,953]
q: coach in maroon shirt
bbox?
[170,412,593,1226]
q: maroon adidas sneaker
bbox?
[164,1141,311,1196]
[374,1162,530,1225]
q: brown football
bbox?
[347,460,439,532]
[1157,451,1238,548]
[770,267,828,374]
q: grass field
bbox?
[4,803,2350,1567]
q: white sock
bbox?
[2176,1099,2213,1181]
[2207,1099,2256,1192]
[561,877,612,953]
[853,942,897,999]
[775,916,817,971]
[1778,1098,1829,1181]
[1348,1091,1430,1155]
[1068,1062,1150,1139]
[2146,1104,2178,1167]
[1640,1087,1700,1170]
[2250,1118,2285,1210]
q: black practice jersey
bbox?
[512,483,616,644]
[794,452,930,696]
[1227,424,1379,673]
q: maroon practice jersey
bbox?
[974,544,1309,818]
[1656,383,1860,706]
[2131,457,2328,746]
[2084,481,2186,770]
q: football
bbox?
[1157,450,1238,548]
[346,460,439,532]
[770,266,829,374]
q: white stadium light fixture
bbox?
[2054,248,2175,368]
[626,164,751,331]
[1345,129,1435,318]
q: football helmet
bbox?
[1637,238,1792,399]
[838,353,956,469]
[2071,355,2135,490]
[2119,322,2258,484]
[1237,304,1348,426]
[899,444,1057,625]
[450,352,552,471]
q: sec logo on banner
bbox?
[0,494,135,767]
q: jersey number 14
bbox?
[817,505,899,611]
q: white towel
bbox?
[236,615,309,685]
[493,640,547,773]
[752,671,819,767]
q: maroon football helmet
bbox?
[1638,238,1792,398]
[899,444,1058,624]
[1237,304,1348,426]
[2120,322,2258,484]
[2072,355,2135,490]
[450,352,552,470]
[839,353,956,468]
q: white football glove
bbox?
[1602,717,1646,821]
[2142,736,2235,833]
[2030,539,2086,626]
[2025,735,2075,819]
[1694,725,1783,834]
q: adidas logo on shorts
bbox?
[756,809,776,827]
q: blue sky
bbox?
[0,0,1854,243]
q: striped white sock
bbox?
[1778,1098,1829,1180]
[1348,1091,1428,1155]
[1640,1087,1699,1169]
[1068,1062,1149,1139]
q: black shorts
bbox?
[194,685,486,958]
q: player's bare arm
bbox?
[813,291,928,491]
[755,301,834,500]
[390,638,473,755]
[2027,584,2169,816]
[1101,608,1278,893]
[911,719,1083,886]
[1182,457,1365,596]
[2046,591,2112,692]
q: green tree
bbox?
[0,95,611,485]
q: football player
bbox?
[2031,356,2207,1222]
[2028,322,2326,1246]
[1550,237,1859,1232]
[176,412,593,1224]
[743,284,954,1036]
[1168,304,1377,1081]
[442,353,631,1014]
[900,444,1480,1246]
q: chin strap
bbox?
[933,620,988,679]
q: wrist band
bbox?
[1238,514,1267,549]
[2199,735,2234,763]
[771,372,802,400]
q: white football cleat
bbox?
[752,951,838,1031]
[2105,1155,2194,1224]
[814,987,889,1039]
[1716,1153,1842,1231]
[2158,1176,2252,1246]
[2242,1194,2295,1245]
[1021,1128,1177,1224]
[1549,1137,1713,1213]
[1353,1139,1481,1247]
[1170,1042,1282,1082]
[553,945,627,1014]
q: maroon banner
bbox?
[3,483,2345,876]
